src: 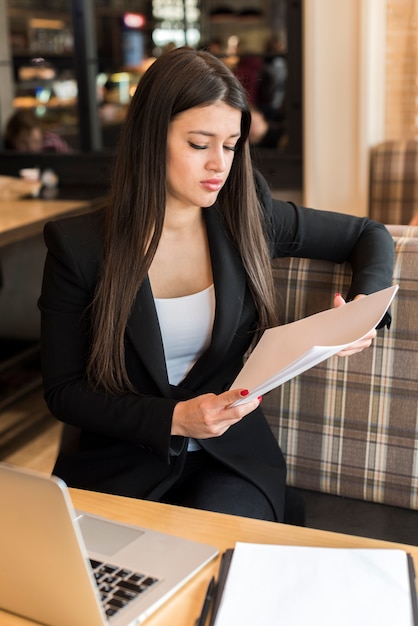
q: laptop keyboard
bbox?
[90,558,160,618]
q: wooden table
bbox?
[1,488,418,625]
[0,196,98,406]
[0,198,97,247]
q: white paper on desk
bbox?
[231,284,398,405]
[213,543,416,626]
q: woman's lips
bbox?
[201,179,223,191]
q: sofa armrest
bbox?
[386,224,418,238]
[263,235,418,509]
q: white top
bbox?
[154,285,216,452]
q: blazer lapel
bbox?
[126,276,172,397]
[125,205,248,395]
[180,205,248,388]
[206,205,248,349]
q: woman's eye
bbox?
[189,142,207,150]
[188,141,237,152]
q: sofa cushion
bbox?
[263,229,418,509]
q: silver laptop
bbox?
[0,462,218,626]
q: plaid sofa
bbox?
[263,225,418,510]
[369,140,418,224]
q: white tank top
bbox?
[154,285,216,452]
[154,284,215,384]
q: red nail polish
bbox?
[240,389,249,397]
[258,396,263,403]
[335,293,341,298]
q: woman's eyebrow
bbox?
[188,130,241,138]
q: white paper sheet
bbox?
[231,284,398,405]
[213,542,416,626]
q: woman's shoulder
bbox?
[254,169,272,204]
[44,206,104,244]
[45,206,104,236]
[43,206,105,265]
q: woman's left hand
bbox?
[333,293,377,356]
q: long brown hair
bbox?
[88,47,277,393]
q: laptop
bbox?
[0,462,218,626]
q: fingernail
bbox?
[335,293,341,298]
[258,396,263,403]
[240,389,249,397]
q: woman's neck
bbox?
[149,208,213,298]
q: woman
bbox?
[4,109,71,153]
[39,47,394,524]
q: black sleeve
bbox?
[255,171,395,327]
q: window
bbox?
[152,0,200,50]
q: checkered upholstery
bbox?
[369,140,418,224]
[263,225,418,509]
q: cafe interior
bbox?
[0,0,417,575]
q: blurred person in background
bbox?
[4,109,71,153]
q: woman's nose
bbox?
[206,148,226,172]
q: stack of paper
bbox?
[211,542,417,626]
[231,285,398,405]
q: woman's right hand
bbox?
[171,389,261,439]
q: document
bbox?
[211,543,418,626]
[231,284,398,405]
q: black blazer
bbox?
[39,175,394,521]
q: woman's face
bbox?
[13,127,43,152]
[166,101,241,212]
